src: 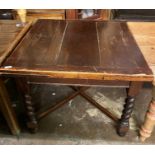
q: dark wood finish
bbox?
[0,20,153,137]
[117,96,135,136]
[117,82,143,136]
[1,20,153,82]
[16,78,38,133]
[29,77,130,88]
[66,10,78,19]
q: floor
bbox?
[0,81,155,144]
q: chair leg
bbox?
[117,81,143,137]
[16,78,38,133]
[140,80,155,142]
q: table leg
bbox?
[16,78,38,133]
[140,81,155,142]
[117,81,142,136]
[0,78,20,135]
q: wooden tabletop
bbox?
[0,20,153,81]
[0,20,32,65]
[0,20,22,64]
[126,22,155,75]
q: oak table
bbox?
[0,19,153,137]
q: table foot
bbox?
[117,81,142,137]
[117,96,135,136]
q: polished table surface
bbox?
[0,19,155,139]
[0,20,153,81]
[0,20,23,64]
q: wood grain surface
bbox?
[0,20,23,63]
[1,20,153,81]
